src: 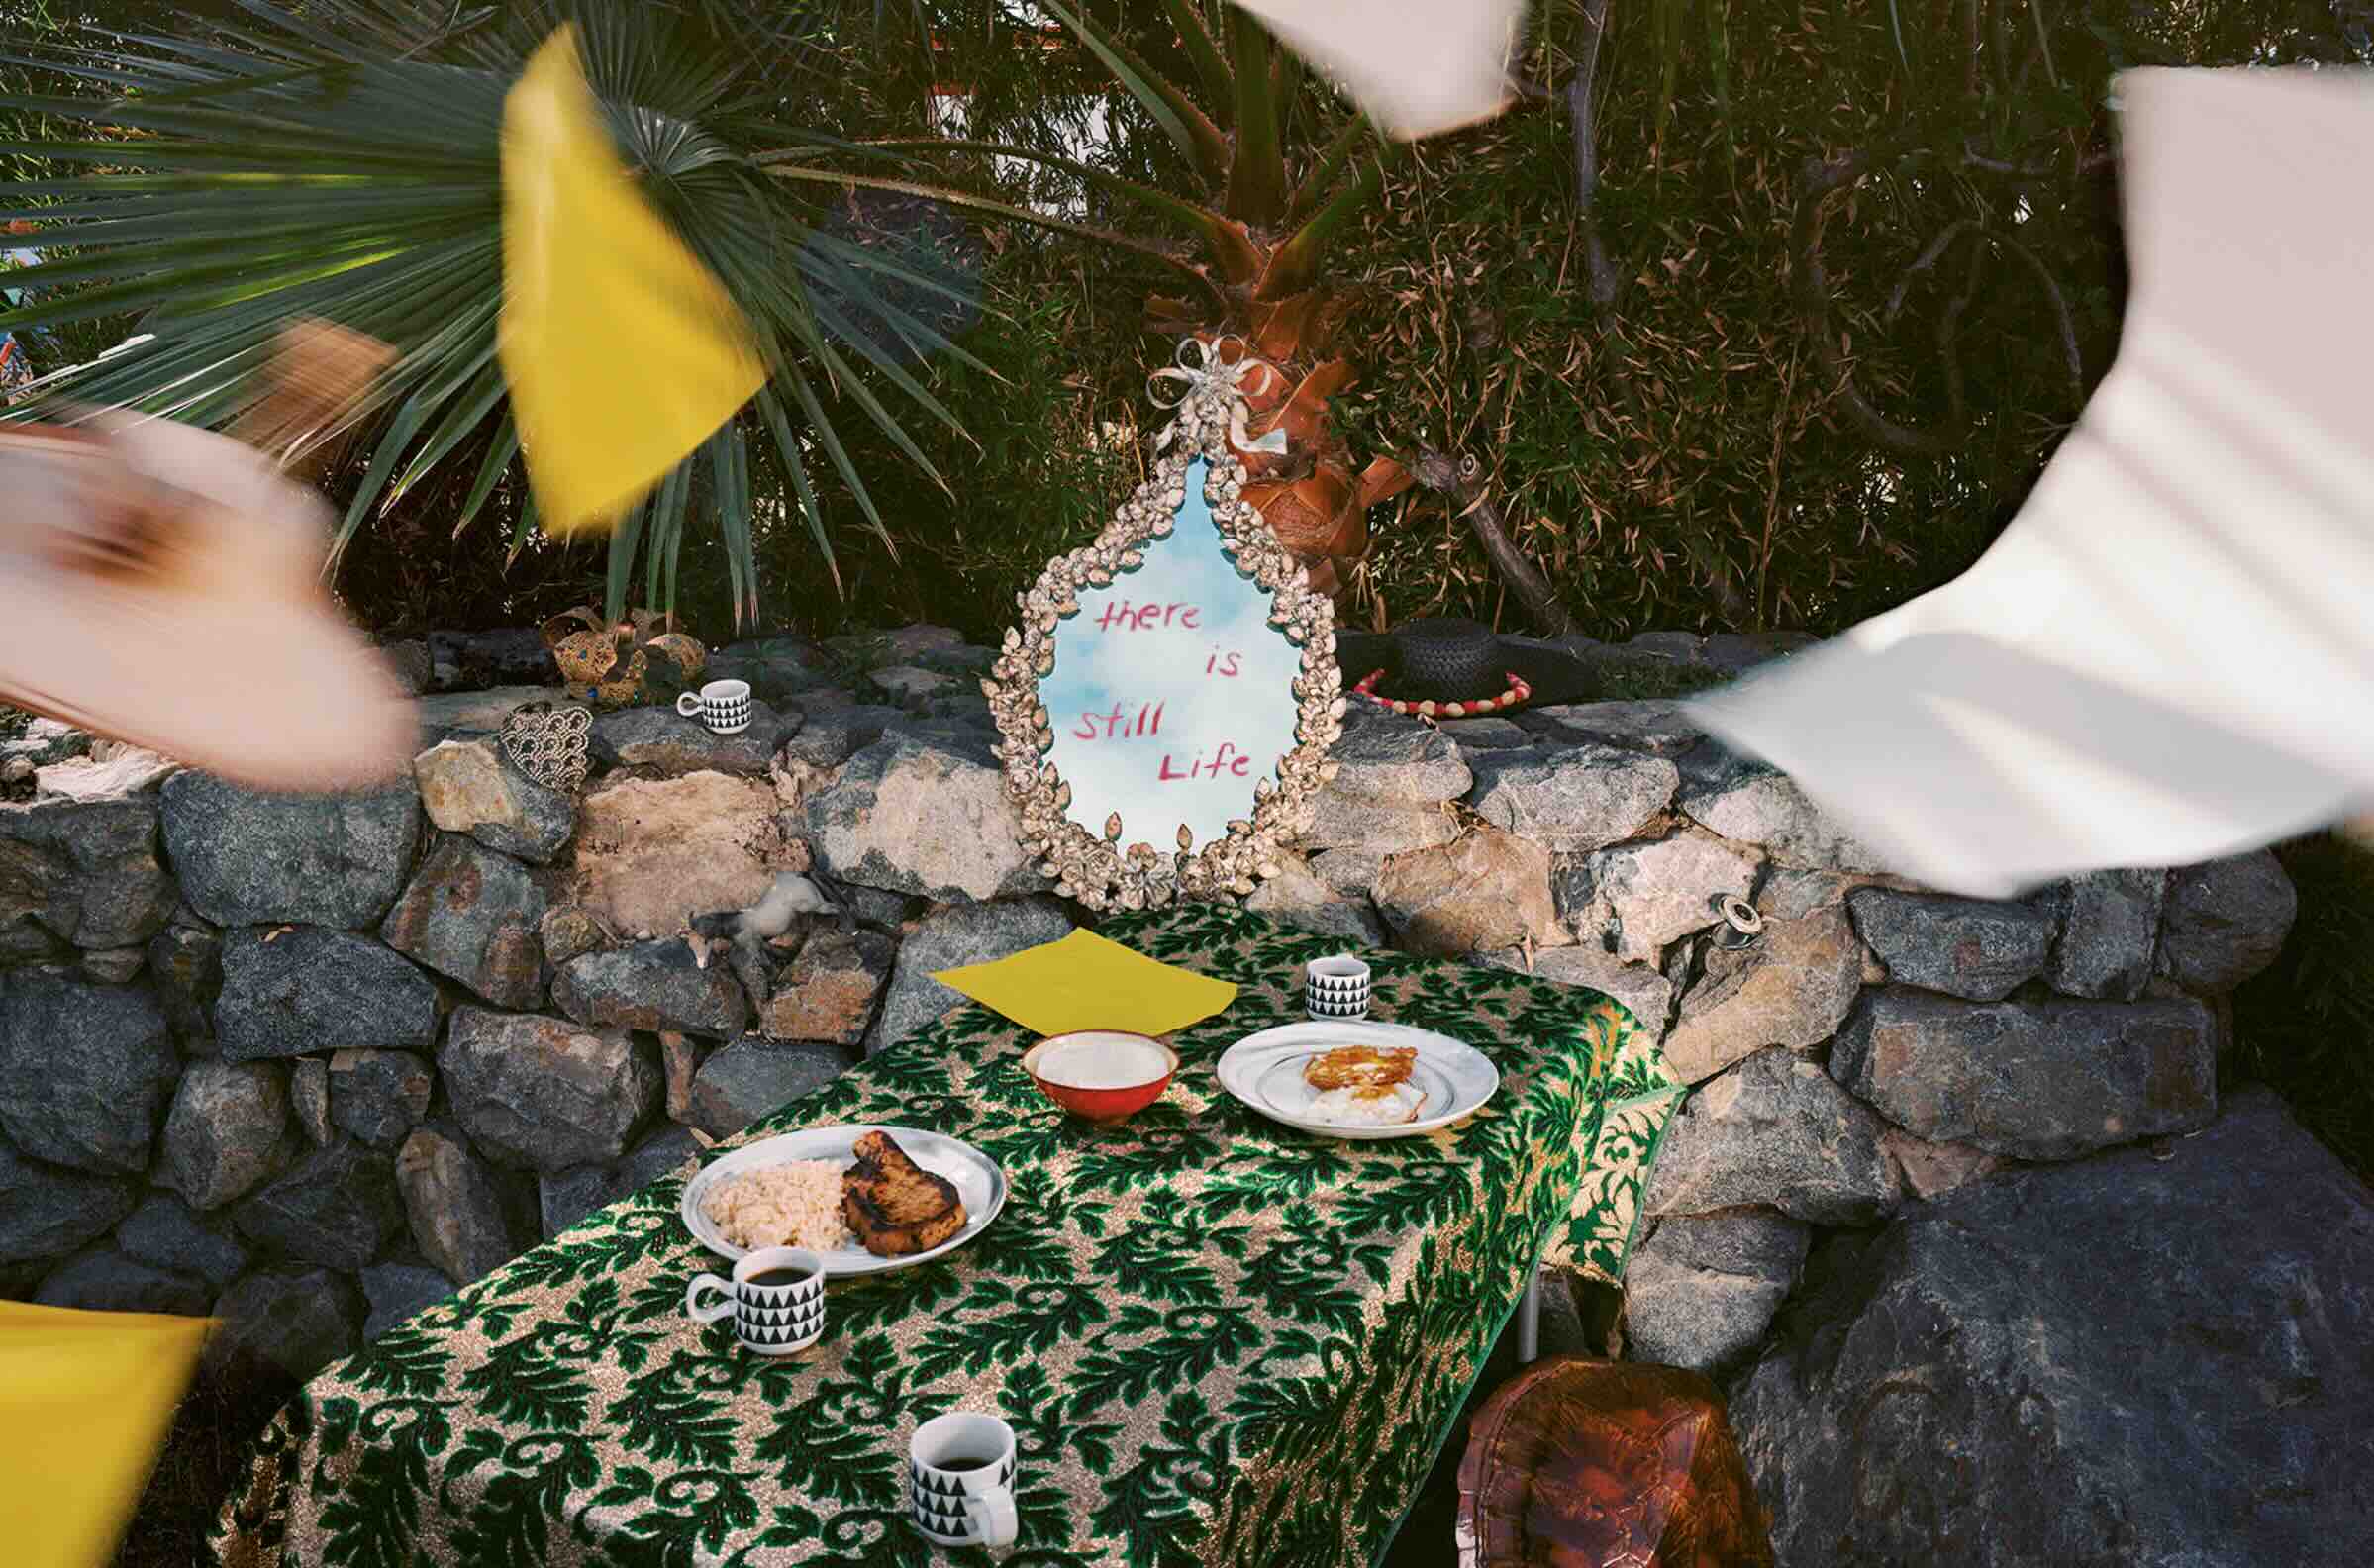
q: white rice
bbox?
[701,1159,851,1251]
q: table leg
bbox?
[1517,1265,1541,1363]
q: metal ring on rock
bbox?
[1713,895,1763,948]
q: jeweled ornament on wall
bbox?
[985,338,1345,911]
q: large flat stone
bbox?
[1323,704,1472,802]
[1847,888,2054,1002]
[1832,989,2218,1160]
[1244,857,1390,947]
[866,897,1074,1055]
[379,835,548,1009]
[1475,946,1674,1038]
[412,737,575,864]
[1675,744,1890,873]
[1297,793,1463,855]
[1731,1091,2374,1566]
[214,927,441,1061]
[760,930,895,1045]
[160,774,421,930]
[0,794,175,956]
[804,734,1049,902]
[2158,850,2298,993]
[1373,827,1565,956]
[0,972,178,1173]
[1644,1047,1900,1226]
[1467,745,1680,854]
[539,1125,705,1239]
[591,702,799,776]
[687,1039,856,1139]
[1660,904,1863,1084]
[554,939,750,1038]
[1569,829,1762,964]
[208,1265,362,1381]
[115,1192,250,1290]
[34,1246,211,1317]
[441,1008,659,1171]
[0,1138,139,1268]
[1524,700,1707,756]
[231,1137,405,1271]
[158,1061,299,1211]
[1623,1208,1809,1374]
[570,770,808,937]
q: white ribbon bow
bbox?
[1146,336,1291,456]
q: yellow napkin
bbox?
[498,25,767,539]
[932,930,1237,1039]
[0,1302,212,1568]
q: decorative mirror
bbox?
[985,340,1347,911]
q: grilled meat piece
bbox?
[841,1130,966,1257]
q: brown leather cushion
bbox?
[1455,1356,1773,1568]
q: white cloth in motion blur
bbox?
[1231,0,1526,140]
[1689,67,2374,897]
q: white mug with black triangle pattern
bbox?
[910,1412,1020,1550]
[684,1246,825,1355]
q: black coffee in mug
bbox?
[747,1269,809,1288]
[935,1453,998,1473]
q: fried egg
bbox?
[1306,1081,1427,1127]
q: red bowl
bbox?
[1021,1031,1178,1124]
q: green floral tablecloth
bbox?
[216,906,1683,1568]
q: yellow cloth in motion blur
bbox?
[498,25,765,539]
[933,930,1238,1039]
[0,1302,212,1568]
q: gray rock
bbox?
[804,734,1050,902]
[539,1125,705,1238]
[426,628,556,691]
[1244,858,1390,947]
[1847,888,2054,1001]
[361,1261,454,1340]
[232,1138,405,1270]
[147,918,225,1040]
[1434,717,1535,751]
[114,1193,249,1289]
[1525,700,1707,756]
[658,1031,708,1122]
[411,737,575,864]
[381,638,433,695]
[1466,746,1679,854]
[2158,850,2298,993]
[80,945,145,983]
[1307,849,1390,898]
[290,1057,332,1145]
[1324,704,1471,803]
[1644,1047,1900,1225]
[829,883,920,931]
[827,624,968,668]
[1753,865,1893,922]
[34,1247,210,1317]
[2037,868,2165,1001]
[1881,1127,2007,1202]
[161,774,422,930]
[379,835,548,1009]
[1660,903,1864,1084]
[1475,947,1674,1038]
[0,1139,139,1267]
[441,1008,660,1171]
[687,1039,857,1139]
[1570,829,1762,964]
[777,704,902,770]
[554,940,749,1038]
[415,685,568,745]
[1623,1208,1809,1374]
[0,795,175,956]
[1297,793,1463,855]
[1675,744,1890,872]
[538,904,608,969]
[1832,989,2218,1160]
[707,635,838,706]
[1373,828,1566,956]
[0,973,178,1173]
[868,664,957,705]
[1731,1090,2374,1567]
[867,897,1074,1055]
[327,1049,434,1149]
[214,926,441,1061]
[0,716,90,768]
[159,1061,298,1211]
[760,930,895,1044]
[208,1265,362,1381]
[395,1126,535,1285]
[591,702,797,775]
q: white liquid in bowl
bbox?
[1034,1032,1171,1089]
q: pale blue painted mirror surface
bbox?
[1040,458,1303,847]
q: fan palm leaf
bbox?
[0,0,960,626]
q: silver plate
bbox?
[1215,1021,1500,1139]
[681,1125,1008,1276]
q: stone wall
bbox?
[0,623,2299,1398]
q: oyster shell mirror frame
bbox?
[985,348,1346,912]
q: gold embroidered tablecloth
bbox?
[216,905,1683,1567]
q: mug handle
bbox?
[684,1273,737,1324]
[675,692,704,718]
[966,1485,1019,1550]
